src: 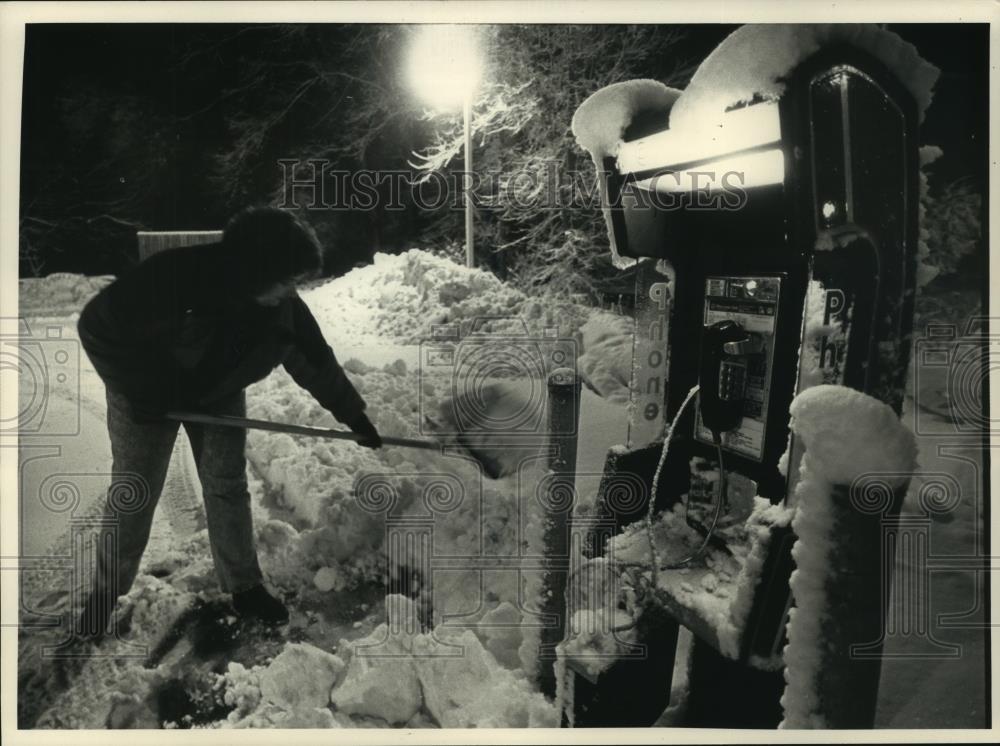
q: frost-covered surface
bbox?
[670,24,939,131]
[571,79,681,269]
[786,385,918,487]
[779,385,918,729]
[597,497,791,661]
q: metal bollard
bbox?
[537,367,582,699]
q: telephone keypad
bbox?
[719,360,747,402]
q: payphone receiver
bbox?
[698,320,758,437]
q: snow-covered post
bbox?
[780,385,918,729]
[537,367,582,698]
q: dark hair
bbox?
[222,206,323,295]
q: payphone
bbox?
[567,25,934,727]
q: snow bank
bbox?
[780,385,917,728]
[670,24,939,131]
[571,80,682,269]
[303,249,589,344]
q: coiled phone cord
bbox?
[644,384,727,586]
[608,384,727,633]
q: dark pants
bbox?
[93,389,263,603]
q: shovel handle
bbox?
[166,411,441,452]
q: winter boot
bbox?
[232,584,289,625]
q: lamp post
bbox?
[407,25,481,268]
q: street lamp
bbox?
[407,25,482,268]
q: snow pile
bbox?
[571,80,682,269]
[670,24,939,131]
[780,385,917,728]
[216,597,556,728]
[244,361,540,601]
[302,249,589,344]
[18,273,114,317]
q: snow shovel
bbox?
[166,411,442,451]
[165,411,519,480]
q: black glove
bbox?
[347,412,383,450]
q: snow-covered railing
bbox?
[136,230,222,262]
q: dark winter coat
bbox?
[77,241,366,423]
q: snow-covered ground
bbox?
[14,251,986,729]
[15,251,633,729]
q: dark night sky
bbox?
[21,22,988,185]
[18,22,989,274]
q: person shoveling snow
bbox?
[75,206,384,639]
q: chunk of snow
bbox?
[259,643,346,710]
[476,601,524,669]
[330,630,423,725]
[313,566,345,593]
[412,629,558,728]
[670,24,939,132]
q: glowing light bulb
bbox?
[406,25,482,112]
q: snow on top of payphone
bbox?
[669,24,940,132]
[788,384,918,487]
[571,80,682,270]
[571,79,681,163]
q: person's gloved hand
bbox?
[347,412,383,449]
